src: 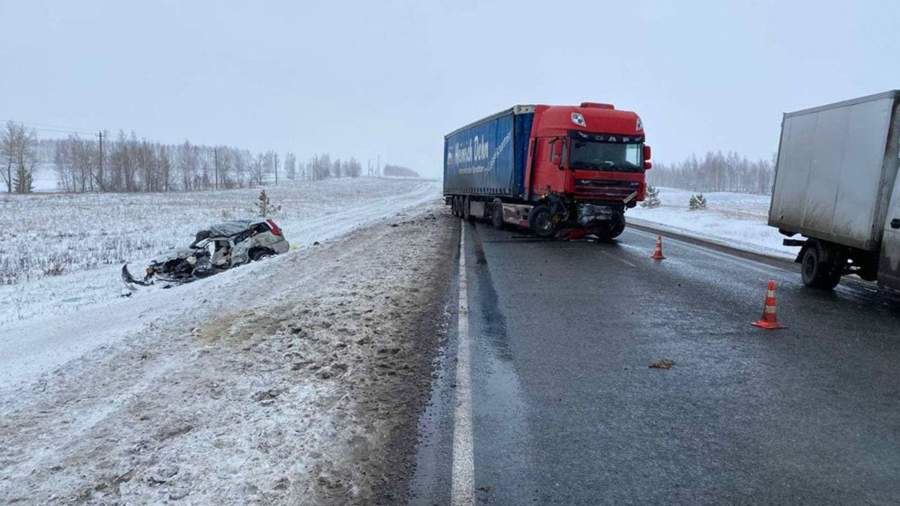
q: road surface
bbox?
[410,220,900,505]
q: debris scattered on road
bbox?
[649,358,674,369]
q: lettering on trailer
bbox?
[450,132,512,175]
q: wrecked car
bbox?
[122,218,289,286]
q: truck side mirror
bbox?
[549,138,564,168]
[643,144,652,170]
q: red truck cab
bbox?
[522,102,651,238]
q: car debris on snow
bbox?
[121,218,289,288]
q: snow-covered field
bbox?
[0,177,434,285]
[628,187,794,259]
[0,184,453,503]
[0,177,438,327]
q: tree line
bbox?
[1,121,369,194]
[647,151,775,195]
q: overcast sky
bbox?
[1,0,898,177]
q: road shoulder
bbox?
[0,203,456,505]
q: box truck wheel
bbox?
[528,205,556,238]
[801,241,841,289]
[491,200,504,229]
[452,196,459,217]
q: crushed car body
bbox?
[122,218,289,287]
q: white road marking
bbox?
[451,225,475,505]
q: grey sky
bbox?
[1,0,898,177]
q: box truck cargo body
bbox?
[769,90,900,291]
[444,103,651,239]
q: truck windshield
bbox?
[569,140,642,172]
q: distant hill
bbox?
[383,164,420,178]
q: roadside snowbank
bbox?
[0,203,455,504]
[628,187,795,259]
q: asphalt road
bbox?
[409,220,900,505]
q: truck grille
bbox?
[574,180,640,201]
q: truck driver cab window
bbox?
[570,139,643,172]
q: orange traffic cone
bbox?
[752,280,785,330]
[650,235,666,260]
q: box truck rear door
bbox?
[879,174,900,290]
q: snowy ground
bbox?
[0,177,438,327]
[628,187,795,259]
[0,199,455,504]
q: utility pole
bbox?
[214,147,219,190]
[97,130,103,192]
[274,152,279,185]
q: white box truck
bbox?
[769,90,900,291]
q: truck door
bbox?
[879,174,900,290]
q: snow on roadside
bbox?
[628,187,796,259]
[0,177,439,328]
[0,203,455,504]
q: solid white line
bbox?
[451,225,475,505]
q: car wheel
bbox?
[249,248,273,262]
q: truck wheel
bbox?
[491,201,504,229]
[528,205,556,238]
[801,242,841,289]
[451,196,459,217]
[609,215,626,239]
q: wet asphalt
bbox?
[409,220,900,505]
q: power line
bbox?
[0,119,96,137]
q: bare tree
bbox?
[1,122,38,193]
[284,152,297,180]
[345,157,362,178]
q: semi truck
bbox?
[769,90,900,291]
[443,102,652,239]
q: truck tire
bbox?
[609,214,626,239]
[491,200,504,229]
[451,196,459,217]
[528,205,556,238]
[594,215,625,242]
[464,197,475,222]
[801,242,841,289]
